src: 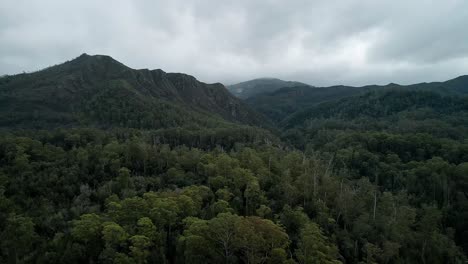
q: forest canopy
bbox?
[1,55,468,263]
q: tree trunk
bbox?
[421,239,427,264]
[373,191,377,221]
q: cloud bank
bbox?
[1,0,468,86]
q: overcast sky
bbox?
[1,0,468,86]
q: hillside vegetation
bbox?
[0,55,467,263]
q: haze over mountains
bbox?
[227,78,309,99]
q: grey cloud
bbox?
[1,0,468,86]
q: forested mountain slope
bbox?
[283,89,468,131]
[279,89,468,258]
[246,85,372,122]
[0,54,268,129]
[246,75,468,123]
[0,55,467,263]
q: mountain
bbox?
[227,78,308,98]
[246,85,372,122]
[0,54,268,130]
[1,56,468,263]
[246,76,468,123]
[405,75,468,95]
[283,89,468,131]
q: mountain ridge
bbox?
[0,53,270,130]
[245,74,468,123]
[227,77,310,98]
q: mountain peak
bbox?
[45,53,131,78]
[0,54,267,129]
[70,53,124,65]
[255,77,281,81]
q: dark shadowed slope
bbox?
[246,75,468,123]
[246,85,372,122]
[283,89,468,130]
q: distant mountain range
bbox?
[227,78,308,99]
[1,53,468,134]
[242,75,468,123]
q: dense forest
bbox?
[1,55,468,263]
